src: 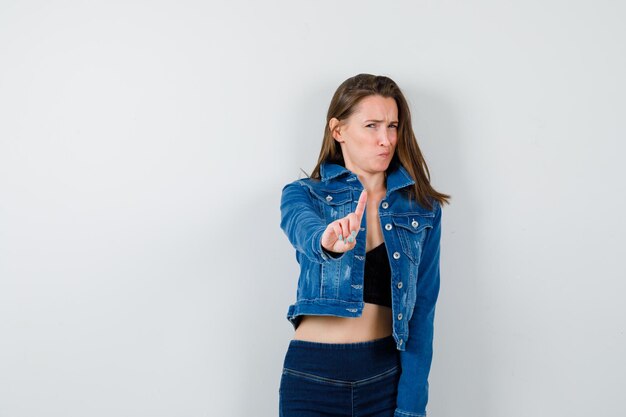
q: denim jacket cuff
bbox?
[394,408,426,417]
[320,245,346,261]
[314,226,346,263]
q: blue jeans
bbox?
[279,335,400,417]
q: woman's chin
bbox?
[364,164,390,176]
[374,159,392,171]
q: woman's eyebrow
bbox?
[363,119,399,123]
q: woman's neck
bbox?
[343,162,387,196]
[356,171,387,198]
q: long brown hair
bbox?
[309,73,451,211]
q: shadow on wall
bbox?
[407,83,496,416]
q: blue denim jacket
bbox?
[280,160,442,417]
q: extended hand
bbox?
[320,190,367,254]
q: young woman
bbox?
[278,73,451,417]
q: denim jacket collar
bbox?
[319,160,415,195]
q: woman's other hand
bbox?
[320,190,367,253]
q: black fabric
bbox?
[363,242,392,308]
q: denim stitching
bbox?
[293,297,363,303]
[282,368,352,387]
[351,384,354,417]
[354,365,399,386]
[282,365,400,388]
[395,410,426,417]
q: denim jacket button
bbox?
[381,201,389,209]
[398,338,403,345]
[385,223,392,231]
[397,281,403,289]
[397,313,403,320]
[411,219,419,228]
[325,195,333,202]
[393,251,400,259]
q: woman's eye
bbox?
[366,124,376,128]
[389,125,398,129]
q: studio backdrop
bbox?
[0,1,624,416]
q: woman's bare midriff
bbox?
[293,303,393,343]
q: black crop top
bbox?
[363,242,392,308]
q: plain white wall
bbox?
[1,1,624,416]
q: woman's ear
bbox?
[329,118,344,143]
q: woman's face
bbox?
[330,95,399,176]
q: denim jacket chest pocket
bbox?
[308,187,354,222]
[391,213,434,264]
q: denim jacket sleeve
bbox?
[279,181,346,264]
[394,201,442,417]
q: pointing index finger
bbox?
[354,190,367,223]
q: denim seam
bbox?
[353,365,400,386]
[395,409,426,417]
[282,365,399,388]
[295,298,362,303]
[351,384,354,417]
[282,368,351,387]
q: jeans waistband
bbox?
[288,334,395,350]
[283,335,399,382]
